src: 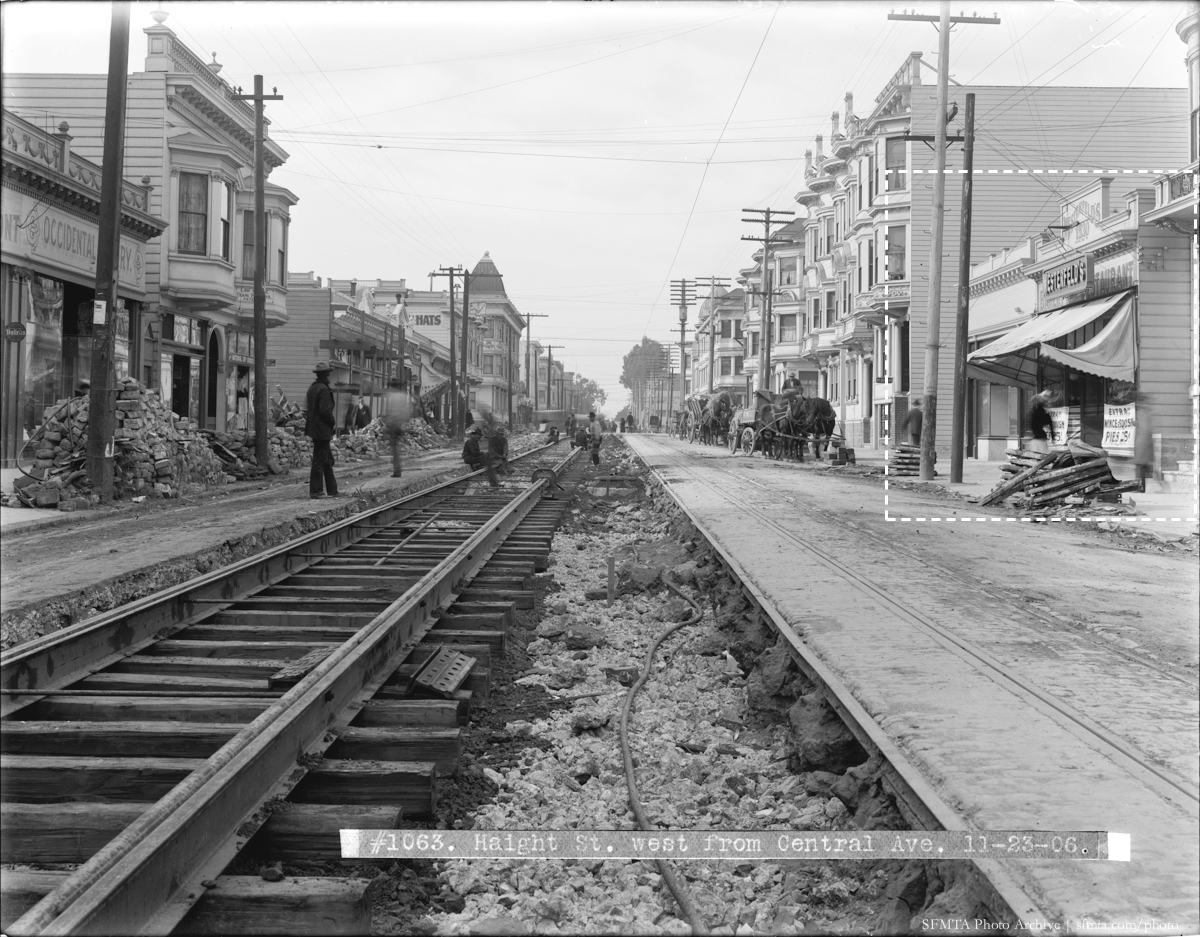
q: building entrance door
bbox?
[171,354,200,422]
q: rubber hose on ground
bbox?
[619,579,710,937]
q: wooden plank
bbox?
[73,672,271,692]
[109,656,285,678]
[0,721,240,758]
[0,869,69,932]
[979,449,1060,506]
[458,587,534,610]
[252,804,401,861]
[1,801,150,863]
[387,665,490,697]
[0,754,204,803]
[466,576,528,591]
[291,760,437,818]
[353,700,460,728]
[445,602,515,625]
[174,876,375,935]
[328,727,462,776]
[228,598,393,611]
[185,622,364,641]
[19,695,271,723]
[143,641,330,660]
[426,628,505,651]
[435,612,509,630]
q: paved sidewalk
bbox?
[627,434,1199,934]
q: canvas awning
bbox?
[967,291,1134,388]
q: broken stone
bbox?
[571,709,611,734]
[469,916,530,936]
[788,692,867,772]
[563,623,606,650]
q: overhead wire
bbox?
[646,1,782,335]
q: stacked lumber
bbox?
[981,442,1140,509]
[888,443,938,477]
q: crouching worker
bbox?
[462,427,498,486]
[548,426,560,445]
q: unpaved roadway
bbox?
[626,434,1199,932]
[0,447,468,623]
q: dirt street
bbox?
[0,447,468,629]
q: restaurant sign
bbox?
[1040,256,1091,311]
[1,189,144,292]
[1101,404,1135,452]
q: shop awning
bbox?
[967,291,1133,388]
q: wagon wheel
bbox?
[739,427,756,456]
[688,418,699,444]
[728,423,741,454]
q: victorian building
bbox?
[791,53,1188,451]
[690,286,747,405]
[5,9,297,435]
[465,253,524,424]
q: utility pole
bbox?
[461,267,470,435]
[429,266,463,434]
[395,292,407,390]
[889,5,998,479]
[86,0,130,503]
[523,312,549,416]
[950,93,976,484]
[544,345,562,414]
[671,280,695,414]
[234,77,283,470]
[694,276,731,394]
[742,208,794,396]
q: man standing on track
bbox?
[382,378,411,479]
[305,361,339,499]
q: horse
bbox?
[700,391,733,445]
[792,395,838,460]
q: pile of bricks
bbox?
[204,423,313,479]
[6,378,230,511]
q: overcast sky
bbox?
[2,1,1191,410]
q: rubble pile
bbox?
[6,378,230,510]
[203,424,312,479]
[982,440,1141,510]
[886,442,936,477]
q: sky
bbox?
[2,0,1191,411]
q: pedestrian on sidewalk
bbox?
[382,378,411,479]
[588,411,603,466]
[344,395,371,435]
[305,361,339,499]
[619,417,626,434]
[1027,391,1056,455]
[902,399,923,446]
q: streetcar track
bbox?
[0,444,581,935]
[642,443,1199,812]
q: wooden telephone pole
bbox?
[670,279,695,417]
[742,209,794,395]
[86,0,130,502]
[694,276,731,393]
[234,77,283,469]
[889,4,998,479]
[429,266,463,436]
[523,312,549,417]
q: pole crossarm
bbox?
[887,12,1000,24]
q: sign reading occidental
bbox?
[1,188,145,292]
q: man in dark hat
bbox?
[305,361,338,498]
[462,426,498,486]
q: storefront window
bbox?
[226,364,254,432]
[21,276,64,438]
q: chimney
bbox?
[910,51,924,85]
[844,91,854,117]
[831,111,840,138]
[53,121,71,172]
[349,279,357,297]
[815,134,824,159]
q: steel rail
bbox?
[0,442,555,719]
[659,453,1200,811]
[12,445,581,936]
[634,445,1046,930]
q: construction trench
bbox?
[0,435,1011,936]
[341,436,1005,937]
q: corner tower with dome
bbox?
[468,252,525,423]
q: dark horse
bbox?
[792,395,838,460]
[700,391,733,445]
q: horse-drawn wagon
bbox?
[728,390,841,461]
[684,392,734,446]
